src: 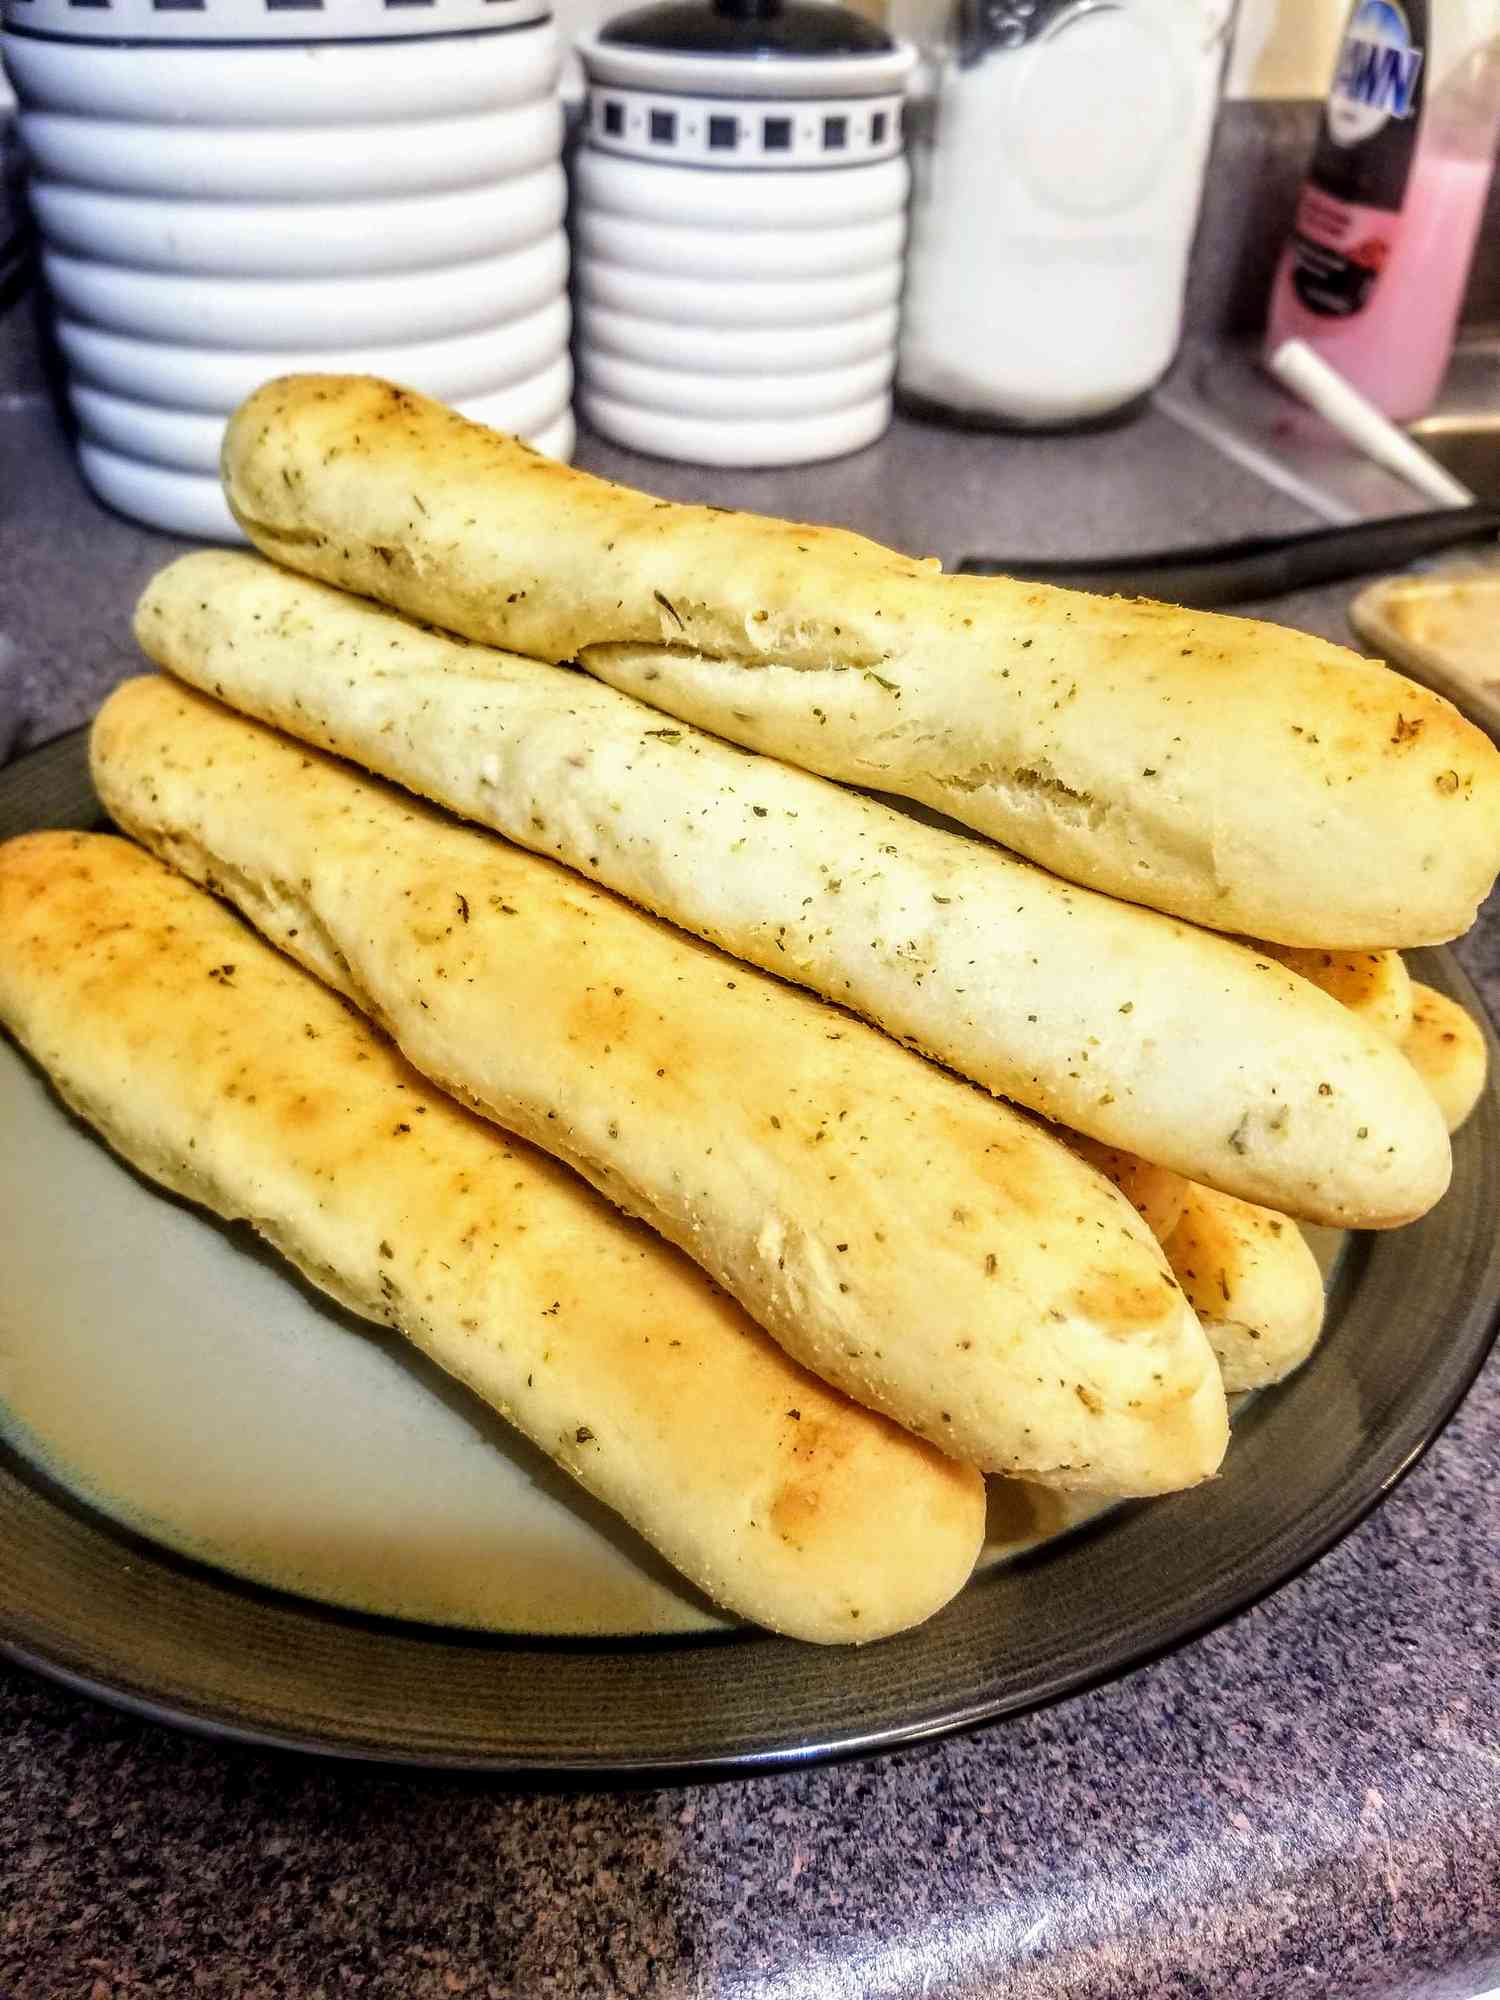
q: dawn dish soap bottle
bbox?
[1264,0,1500,421]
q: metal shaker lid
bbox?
[598,0,893,60]
[580,0,912,113]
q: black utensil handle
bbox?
[956,507,1500,610]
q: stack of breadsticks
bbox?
[2,375,1496,1645]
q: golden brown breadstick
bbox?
[0,830,987,1642]
[1161,1186,1326,1392]
[1256,945,1413,1044]
[1401,982,1488,1132]
[1063,1132,1188,1245]
[93,675,1232,1496]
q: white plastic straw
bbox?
[1267,338,1476,511]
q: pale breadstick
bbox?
[219,374,1500,950]
[93,676,1230,1495]
[133,551,1452,1230]
[0,832,989,1642]
[1401,982,1488,1133]
[1161,1187,1326,1392]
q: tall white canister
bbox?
[575,0,914,467]
[1,0,573,538]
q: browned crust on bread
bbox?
[0,829,986,1641]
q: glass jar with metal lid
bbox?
[895,0,1235,430]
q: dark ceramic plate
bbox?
[3,729,1498,1779]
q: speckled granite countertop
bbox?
[2,318,1499,2000]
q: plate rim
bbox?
[3,724,1498,1781]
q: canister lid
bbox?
[0,0,549,45]
[580,0,912,111]
[599,0,892,59]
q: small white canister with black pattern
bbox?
[575,0,913,467]
[1,0,573,538]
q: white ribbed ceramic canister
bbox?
[1,0,573,538]
[575,1,914,467]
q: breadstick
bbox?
[220,374,1500,950]
[0,832,993,1642]
[1401,982,1488,1133]
[1161,1186,1326,1392]
[93,676,1230,1495]
[1255,944,1413,1044]
[1063,1133,1188,1244]
[1062,1135,1325,1391]
[133,552,1453,1230]
[1276,948,1486,1132]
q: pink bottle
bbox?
[1265,0,1500,422]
